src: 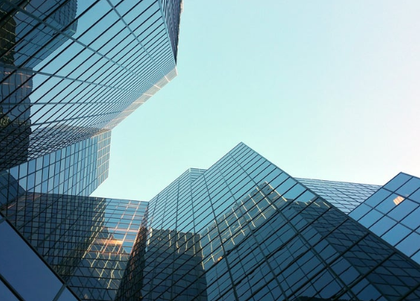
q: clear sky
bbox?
[92,0,420,201]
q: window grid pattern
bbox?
[350,172,420,265]
[296,178,380,214]
[0,0,181,169]
[0,130,110,210]
[1,194,147,301]
[119,143,420,301]
[160,0,182,60]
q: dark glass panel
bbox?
[0,279,19,301]
[0,221,62,301]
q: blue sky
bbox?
[92,0,420,201]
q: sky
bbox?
[92,0,420,201]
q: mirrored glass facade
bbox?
[2,2,420,298]
[297,178,380,214]
[1,1,183,300]
[0,130,110,207]
[0,194,147,301]
[350,172,420,265]
[0,217,79,301]
[117,143,420,301]
[0,0,182,167]
[2,140,420,300]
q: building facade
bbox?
[0,1,183,300]
[1,141,420,300]
[0,194,147,301]
[0,215,79,301]
[2,1,420,300]
[0,130,111,207]
[350,173,420,265]
[296,178,380,214]
[117,143,420,301]
[0,0,182,169]
[300,173,420,267]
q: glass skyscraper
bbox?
[116,143,420,301]
[0,194,147,301]
[0,130,111,208]
[2,1,420,301]
[301,174,420,267]
[2,140,420,300]
[0,1,183,300]
[0,0,181,166]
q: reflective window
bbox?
[396,232,420,257]
[388,199,418,221]
[0,221,62,301]
[349,203,371,220]
[351,172,420,265]
[359,209,383,228]
[370,216,396,236]
[382,223,411,246]
[376,193,403,214]
[118,144,420,301]
[396,177,420,197]
[384,173,411,191]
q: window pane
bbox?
[0,222,62,301]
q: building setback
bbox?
[0,0,181,169]
[296,178,381,214]
[2,1,420,301]
[0,130,111,208]
[2,141,420,300]
[0,0,183,300]
[117,143,420,301]
[300,174,420,267]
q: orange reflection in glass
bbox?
[393,196,404,205]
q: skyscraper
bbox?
[116,143,420,301]
[0,130,111,208]
[0,194,147,301]
[0,1,183,300]
[0,0,79,169]
[2,1,420,301]
[0,0,182,169]
[2,140,420,300]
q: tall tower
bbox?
[0,0,182,170]
[0,194,147,301]
[120,143,420,300]
[0,2,183,300]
